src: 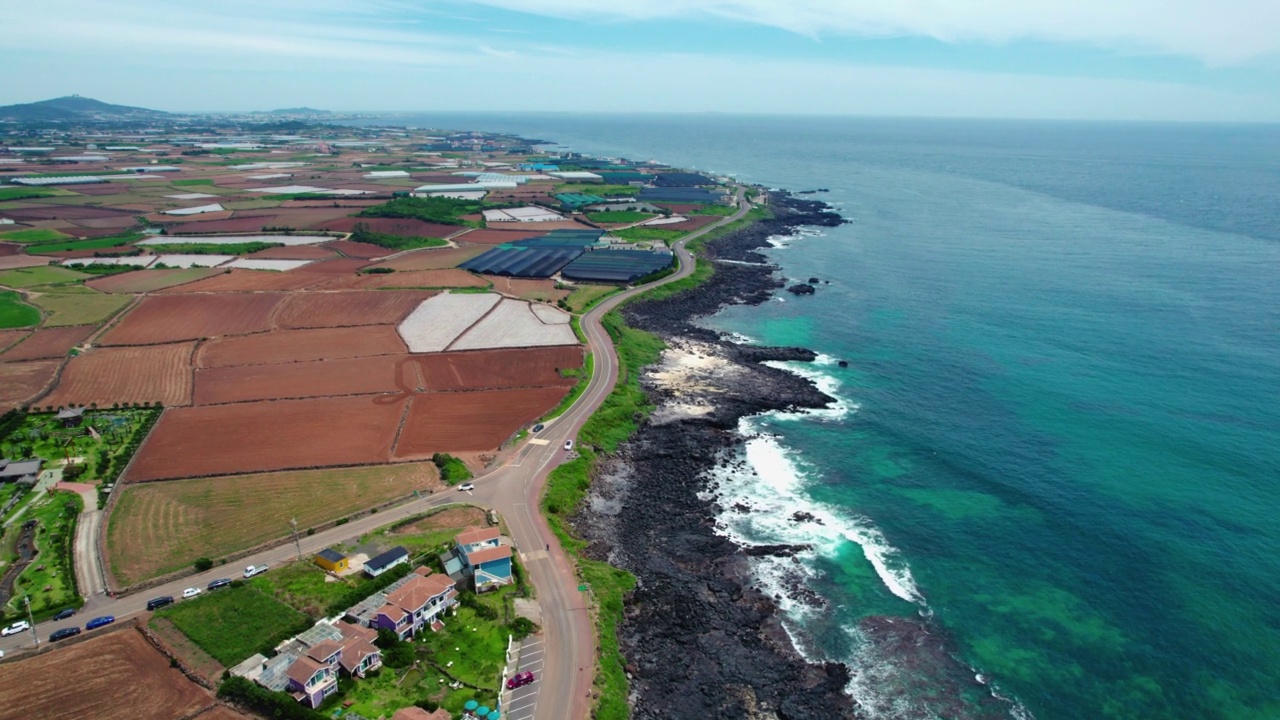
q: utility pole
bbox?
[24,595,38,647]
[290,517,303,561]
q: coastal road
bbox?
[0,188,751,720]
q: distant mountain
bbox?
[0,95,170,122]
[263,107,333,115]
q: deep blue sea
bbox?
[377,114,1280,719]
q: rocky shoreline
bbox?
[570,193,862,718]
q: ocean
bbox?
[377,114,1280,719]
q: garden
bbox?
[0,407,162,493]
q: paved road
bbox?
[0,189,751,720]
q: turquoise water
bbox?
[388,115,1280,719]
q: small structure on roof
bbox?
[314,547,348,574]
[364,545,409,578]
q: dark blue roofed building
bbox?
[364,546,409,578]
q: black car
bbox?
[532,423,545,433]
[52,608,76,621]
[207,578,232,591]
[49,627,81,642]
[145,595,174,611]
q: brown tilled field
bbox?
[99,293,283,345]
[0,359,60,411]
[197,325,407,367]
[317,216,461,238]
[0,628,217,720]
[193,354,405,405]
[275,290,434,328]
[155,269,333,293]
[42,342,196,408]
[323,240,395,259]
[106,462,439,584]
[320,268,487,290]
[413,346,582,391]
[454,229,547,244]
[394,386,570,455]
[372,245,487,271]
[246,244,337,260]
[293,257,370,274]
[0,324,95,361]
[487,276,571,302]
[128,394,403,481]
[85,268,224,294]
[0,328,33,353]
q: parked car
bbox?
[532,423,545,433]
[182,587,202,599]
[1,620,30,637]
[507,671,536,689]
[243,564,268,578]
[458,482,475,492]
[563,439,574,451]
[52,608,76,621]
[85,616,115,631]
[207,578,232,591]
[145,595,174,611]
[49,627,81,642]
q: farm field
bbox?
[155,268,332,293]
[323,239,396,259]
[0,628,221,720]
[0,290,41,328]
[193,354,405,405]
[127,394,404,481]
[0,359,60,411]
[0,323,95,361]
[275,289,434,328]
[395,386,570,455]
[28,289,132,327]
[412,345,582,391]
[197,325,407,367]
[42,342,196,408]
[106,462,438,584]
[321,268,487,290]
[0,328,30,352]
[487,276,570,302]
[99,293,282,344]
[0,264,88,287]
[85,268,223,293]
[397,292,500,352]
[448,297,576,351]
[154,586,308,667]
[372,245,487,270]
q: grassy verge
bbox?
[542,193,763,719]
[538,352,594,423]
[155,584,311,666]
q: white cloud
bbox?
[458,0,1280,64]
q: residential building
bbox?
[447,527,515,592]
[0,459,43,485]
[375,571,458,639]
[364,546,409,578]
[285,656,338,708]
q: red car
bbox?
[506,671,535,689]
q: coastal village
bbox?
[0,101,764,720]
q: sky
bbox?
[4,0,1280,121]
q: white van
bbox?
[243,564,269,578]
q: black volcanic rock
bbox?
[788,283,816,295]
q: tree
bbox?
[194,557,214,572]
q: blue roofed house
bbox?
[454,527,514,592]
[364,546,409,578]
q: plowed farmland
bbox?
[0,359,59,411]
[193,355,405,405]
[275,290,434,328]
[156,270,332,293]
[128,395,403,481]
[246,244,336,260]
[323,240,395,259]
[0,629,217,720]
[85,268,223,294]
[106,462,439,584]
[197,325,407,367]
[43,342,196,408]
[0,324,95,361]
[0,328,30,352]
[318,216,460,238]
[100,293,283,345]
[320,269,487,290]
[394,386,570,456]
[372,245,487,271]
[455,229,546,244]
[412,346,582,391]
[488,276,571,302]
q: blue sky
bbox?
[5,0,1280,120]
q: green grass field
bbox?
[24,233,141,254]
[0,188,59,202]
[555,183,640,197]
[155,585,309,666]
[0,228,72,244]
[29,289,131,326]
[145,241,279,256]
[586,210,655,224]
[563,284,620,313]
[0,265,88,288]
[689,204,738,216]
[171,178,214,186]
[0,290,41,328]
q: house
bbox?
[0,459,43,485]
[56,406,86,427]
[364,546,409,578]
[314,548,348,574]
[391,706,452,720]
[285,655,339,708]
[336,622,382,678]
[374,572,458,639]
[451,527,514,592]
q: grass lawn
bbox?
[563,284,619,313]
[8,492,83,621]
[155,585,310,666]
[29,288,131,326]
[0,265,88,288]
[0,228,72,244]
[586,210,655,224]
[0,291,41,328]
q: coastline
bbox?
[565,193,860,717]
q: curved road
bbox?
[0,189,750,720]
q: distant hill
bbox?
[264,107,333,115]
[0,95,170,122]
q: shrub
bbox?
[194,557,214,572]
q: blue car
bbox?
[53,608,76,621]
[85,616,115,631]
